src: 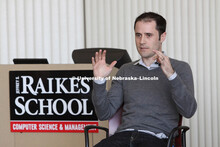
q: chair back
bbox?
[72,48,131,69]
[108,107,123,135]
[174,115,183,147]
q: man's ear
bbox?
[160,32,166,42]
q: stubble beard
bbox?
[139,50,155,59]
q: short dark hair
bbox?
[134,12,166,37]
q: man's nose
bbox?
[140,36,145,44]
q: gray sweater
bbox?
[92,58,197,136]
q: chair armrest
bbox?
[84,125,109,147]
[167,126,190,147]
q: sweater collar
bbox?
[134,58,160,70]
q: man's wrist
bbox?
[94,77,106,84]
[168,72,177,81]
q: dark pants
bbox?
[94,131,168,147]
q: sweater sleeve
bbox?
[169,62,197,118]
[92,69,124,121]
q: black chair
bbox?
[84,108,189,147]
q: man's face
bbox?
[135,20,166,59]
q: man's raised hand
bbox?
[92,50,117,78]
[153,50,174,78]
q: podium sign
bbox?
[9,70,98,133]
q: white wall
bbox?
[0,0,85,64]
[85,1,220,146]
[1,0,220,147]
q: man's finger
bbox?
[153,50,166,63]
[109,61,117,68]
[152,54,158,61]
[95,51,99,62]
[102,50,106,61]
[98,49,102,60]
[153,50,163,57]
[92,57,95,66]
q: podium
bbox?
[0,64,118,147]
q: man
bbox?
[91,12,197,147]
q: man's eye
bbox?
[146,34,152,37]
[136,34,141,37]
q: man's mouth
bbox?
[140,47,149,50]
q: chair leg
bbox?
[84,125,109,147]
[181,128,188,147]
